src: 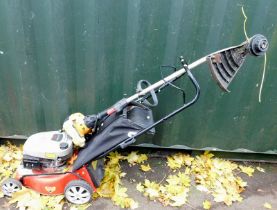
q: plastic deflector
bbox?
[207,45,247,92]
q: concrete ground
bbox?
[1,154,277,210]
[91,158,277,210]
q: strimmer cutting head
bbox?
[207,34,268,92]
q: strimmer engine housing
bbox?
[23,131,73,169]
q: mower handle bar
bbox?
[126,56,205,103]
[95,69,200,159]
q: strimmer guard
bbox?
[207,34,268,92]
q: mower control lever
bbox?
[179,56,188,66]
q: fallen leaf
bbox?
[203,200,211,209]
[126,151,148,165]
[69,203,92,210]
[166,153,184,170]
[91,160,98,170]
[130,200,139,209]
[256,167,265,173]
[0,142,23,183]
[136,183,144,192]
[196,185,209,192]
[96,151,138,209]
[239,165,255,177]
[143,180,160,199]
[140,164,151,172]
[264,202,272,209]
[3,153,13,162]
[10,187,43,210]
[169,190,188,207]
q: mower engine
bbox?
[22,131,73,170]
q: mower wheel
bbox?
[1,178,22,197]
[64,180,93,204]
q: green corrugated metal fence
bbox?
[0,0,276,154]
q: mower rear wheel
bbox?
[64,180,93,204]
[1,178,22,197]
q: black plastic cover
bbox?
[126,106,155,134]
[86,158,105,187]
[207,45,247,92]
[73,106,154,170]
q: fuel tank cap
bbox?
[60,142,69,150]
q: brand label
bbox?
[45,186,56,193]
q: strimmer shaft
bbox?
[126,33,268,102]
[95,34,267,120]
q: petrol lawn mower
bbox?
[1,34,268,204]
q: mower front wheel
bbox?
[64,180,93,205]
[1,178,22,197]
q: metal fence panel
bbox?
[0,0,276,154]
